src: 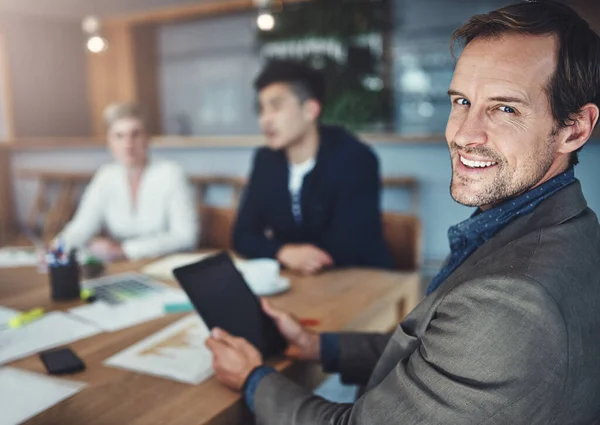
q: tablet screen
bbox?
[173,252,287,358]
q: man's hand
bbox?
[88,237,126,262]
[276,244,333,275]
[205,328,263,391]
[262,299,320,361]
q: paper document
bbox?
[141,253,214,281]
[0,312,100,365]
[69,285,189,332]
[69,295,182,333]
[0,367,86,425]
[0,307,19,327]
[142,254,290,296]
[105,314,213,385]
[0,247,38,268]
[69,274,189,332]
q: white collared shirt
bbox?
[60,159,199,260]
[288,157,316,224]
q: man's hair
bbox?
[254,60,325,107]
[452,0,600,167]
[103,101,147,130]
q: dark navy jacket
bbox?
[232,125,393,269]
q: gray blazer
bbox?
[254,181,600,424]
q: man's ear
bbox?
[556,103,599,155]
[303,99,321,122]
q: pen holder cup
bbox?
[49,261,81,302]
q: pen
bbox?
[299,318,320,327]
[56,238,64,256]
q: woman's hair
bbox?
[103,101,147,130]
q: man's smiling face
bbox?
[446,34,569,210]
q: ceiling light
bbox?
[87,36,108,54]
[257,13,275,31]
[82,16,101,35]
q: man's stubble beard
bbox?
[449,133,557,207]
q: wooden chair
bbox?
[198,206,237,250]
[16,168,422,270]
[191,176,244,251]
[381,212,422,271]
[195,207,423,271]
[17,168,247,249]
[18,169,92,241]
[380,177,422,271]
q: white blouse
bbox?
[60,159,199,260]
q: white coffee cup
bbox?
[236,258,280,294]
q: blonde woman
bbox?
[58,102,199,261]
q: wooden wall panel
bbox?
[87,22,137,137]
[0,33,15,140]
[0,146,16,244]
[132,24,161,135]
[105,0,308,26]
[87,22,162,136]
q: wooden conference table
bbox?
[0,259,421,425]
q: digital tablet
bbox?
[173,252,287,358]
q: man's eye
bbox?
[455,98,470,106]
[498,105,516,114]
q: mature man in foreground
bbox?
[207,1,600,423]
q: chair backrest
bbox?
[18,169,247,245]
[198,208,423,270]
[192,176,243,250]
[17,168,422,269]
[381,212,422,271]
[18,170,92,241]
[198,206,237,250]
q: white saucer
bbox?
[249,276,291,297]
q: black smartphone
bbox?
[39,347,86,375]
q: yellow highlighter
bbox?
[8,308,45,329]
[80,289,94,301]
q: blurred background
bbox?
[0,0,597,277]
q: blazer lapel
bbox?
[434,181,588,292]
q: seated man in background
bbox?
[233,60,393,274]
[208,1,600,423]
[58,102,198,261]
